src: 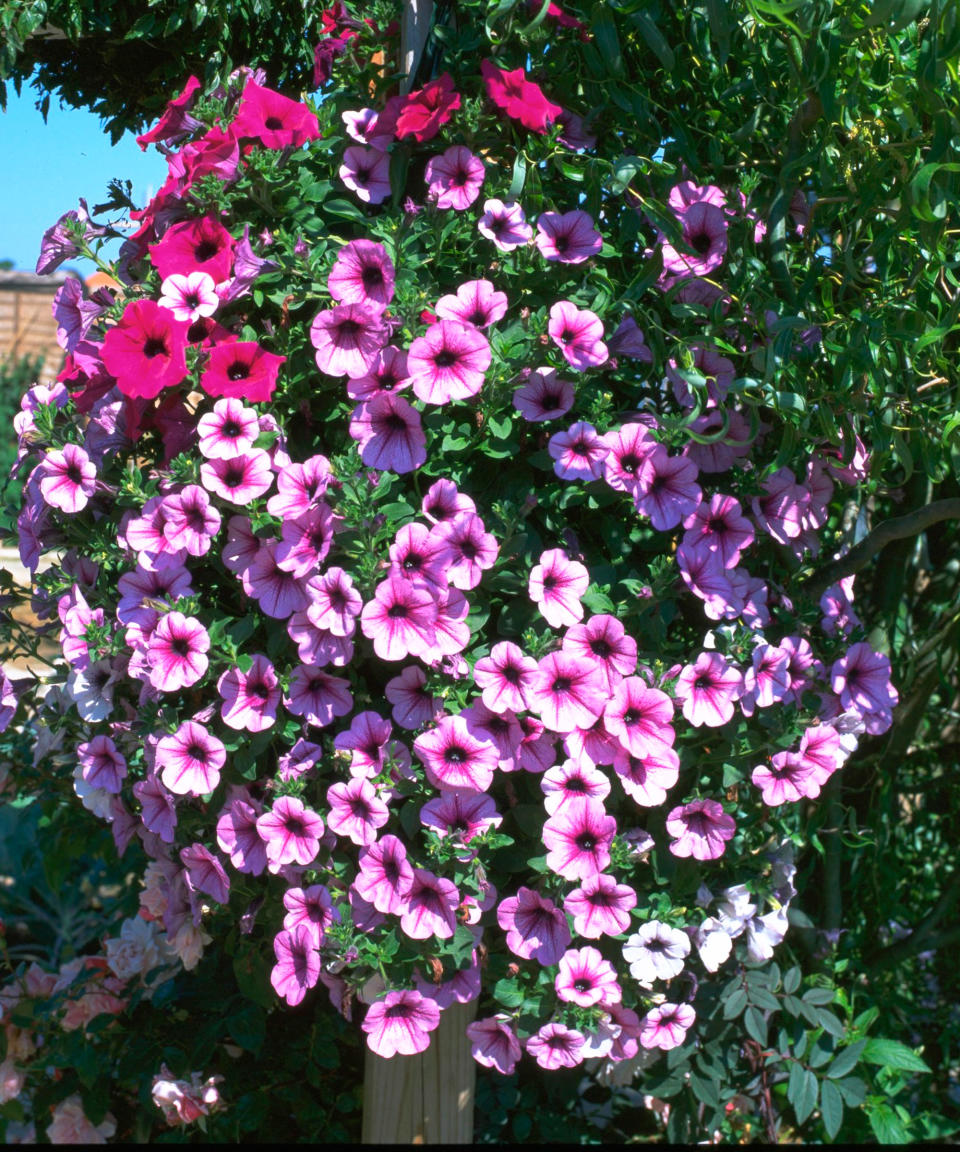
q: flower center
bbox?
[576,833,596,851]
[142,336,168,358]
[194,239,219,263]
[264,116,284,131]
[227,360,251,381]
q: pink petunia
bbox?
[434,279,507,329]
[421,478,476,525]
[306,567,362,637]
[425,146,485,210]
[430,512,498,590]
[256,795,325,870]
[639,1002,696,1050]
[408,320,491,405]
[158,271,219,324]
[328,239,395,310]
[399,868,460,940]
[540,758,611,816]
[562,614,637,693]
[146,612,209,693]
[354,835,414,915]
[360,574,438,662]
[556,946,621,1007]
[77,735,127,793]
[547,301,608,370]
[665,798,735,861]
[362,989,440,1058]
[497,887,570,965]
[349,392,426,474]
[326,777,389,845]
[216,796,267,875]
[542,798,616,881]
[283,884,338,947]
[197,397,261,459]
[384,665,443,730]
[529,547,589,629]
[682,493,754,569]
[612,743,680,807]
[311,303,389,378]
[473,641,538,714]
[603,678,675,759]
[156,721,225,796]
[526,1023,586,1070]
[529,650,606,733]
[285,665,353,728]
[346,345,410,401]
[752,751,817,805]
[39,444,97,513]
[161,485,221,557]
[217,654,280,732]
[634,446,702,532]
[414,713,499,793]
[466,1017,523,1075]
[477,199,533,251]
[535,209,602,263]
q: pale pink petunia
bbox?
[77,735,127,793]
[241,540,311,619]
[389,522,452,593]
[310,302,389,378]
[350,392,427,474]
[328,238,395,311]
[497,887,570,965]
[666,798,735,861]
[556,946,621,1007]
[39,443,97,513]
[562,614,637,693]
[306,566,362,637]
[634,446,702,532]
[271,925,320,1007]
[535,209,602,263]
[603,678,675,759]
[161,485,221,557]
[285,664,353,727]
[360,574,438,662]
[339,145,392,204]
[542,798,616,881]
[564,874,637,939]
[529,649,607,733]
[512,366,575,422]
[421,478,476,525]
[540,758,610,816]
[639,1002,696,1050]
[752,751,817,805]
[414,712,499,793]
[419,790,502,844]
[612,743,680,807]
[466,1017,523,1074]
[385,664,443,729]
[347,345,410,401]
[477,198,533,251]
[362,989,441,1057]
[529,547,589,629]
[682,493,754,568]
[158,271,219,323]
[623,920,690,983]
[399,868,460,940]
[425,145,485,210]
[326,777,389,845]
[274,504,335,576]
[354,835,414,914]
[200,450,274,504]
[265,455,331,519]
[526,1022,585,1070]
[216,796,267,875]
[431,512,498,590]
[283,884,338,946]
[600,423,657,495]
[408,320,491,405]
[257,795,325,870]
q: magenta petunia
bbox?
[497,887,571,965]
[666,798,736,861]
[271,925,321,1007]
[661,198,727,279]
[529,547,589,629]
[77,735,127,793]
[328,238,395,310]
[241,540,311,619]
[547,301,608,370]
[346,345,410,401]
[419,790,502,845]
[233,80,321,149]
[200,340,286,403]
[562,614,637,693]
[310,303,389,378]
[395,73,461,142]
[217,654,280,732]
[156,720,225,796]
[306,567,363,637]
[362,989,441,1058]
[612,743,680,807]
[536,209,603,263]
[180,842,230,905]
[542,798,617,881]
[603,677,675,759]
[334,710,398,776]
[752,751,817,805]
[350,392,426,474]
[830,642,898,719]
[150,216,236,284]
[384,664,443,730]
[564,874,637,939]
[39,444,97,513]
[408,320,491,405]
[425,146,486,211]
[541,758,611,815]
[146,611,209,693]
[480,59,563,133]
[283,884,338,946]
[256,795,325,870]
[101,299,188,400]
[682,493,755,569]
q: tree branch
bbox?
[806,498,960,598]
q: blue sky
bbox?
[1,82,166,273]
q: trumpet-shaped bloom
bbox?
[466,1017,523,1075]
[556,946,621,1007]
[150,216,236,284]
[39,444,97,513]
[311,303,389,378]
[101,299,188,399]
[666,798,736,861]
[536,210,602,263]
[414,713,499,793]
[497,887,570,965]
[350,392,426,474]
[434,279,507,329]
[425,146,485,210]
[473,641,538,714]
[360,574,438,661]
[217,654,280,731]
[257,795,325,869]
[512,366,575,422]
[623,920,691,983]
[328,239,395,311]
[547,301,608,370]
[639,1003,696,1050]
[408,320,491,405]
[200,340,286,402]
[146,612,209,692]
[362,990,441,1058]
[564,874,637,939]
[477,199,533,251]
[339,146,391,204]
[197,397,260,459]
[354,835,414,915]
[674,652,742,728]
[326,777,389,845]
[526,1023,585,1069]
[529,548,589,629]
[542,798,616,881]
[271,926,320,1007]
[233,81,321,149]
[529,650,606,733]
[157,721,225,796]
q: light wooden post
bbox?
[361,1001,476,1144]
[399,0,435,93]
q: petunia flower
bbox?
[562,614,637,693]
[639,1003,696,1050]
[665,798,736,861]
[158,272,219,324]
[434,279,507,329]
[530,649,606,733]
[285,665,352,728]
[349,392,426,474]
[425,146,485,210]
[362,990,441,1058]
[529,547,589,629]
[311,302,389,378]
[271,926,321,1007]
[513,366,575,422]
[150,216,236,284]
[612,743,680,807]
[473,641,538,714]
[414,713,499,793]
[547,301,608,370]
[674,651,743,728]
[542,798,616,881]
[38,444,97,513]
[197,397,260,459]
[548,421,609,482]
[564,874,637,939]
[480,59,563,133]
[339,145,391,204]
[101,299,188,400]
[217,654,280,731]
[526,1023,585,1070]
[497,887,570,965]
[556,947,622,1007]
[257,795,325,870]
[466,1017,522,1075]
[146,612,209,693]
[232,80,321,149]
[535,209,603,263]
[216,796,267,875]
[395,73,461,142]
[200,450,274,504]
[200,340,286,402]
[360,574,438,662]
[430,512,498,590]
[541,758,610,815]
[156,721,225,796]
[326,777,389,845]
[328,239,395,311]
[408,320,491,405]
[623,920,691,983]
[477,199,533,250]
[354,835,414,915]
[399,868,459,940]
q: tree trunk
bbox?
[360,1000,476,1144]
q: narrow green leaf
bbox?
[826,1039,866,1080]
[861,1038,931,1073]
[744,1005,767,1045]
[722,987,748,1020]
[820,1079,843,1140]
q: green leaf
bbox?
[834,1076,867,1107]
[801,986,836,1006]
[744,1005,767,1045]
[789,1064,819,1126]
[722,987,748,1020]
[819,1079,843,1140]
[861,1038,931,1073]
[817,1009,846,1039]
[826,1039,866,1080]
[868,1103,911,1144]
[783,966,801,994]
[493,977,524,1009]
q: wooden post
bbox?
[361,1000,476,1144]
[399,0,435,93]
